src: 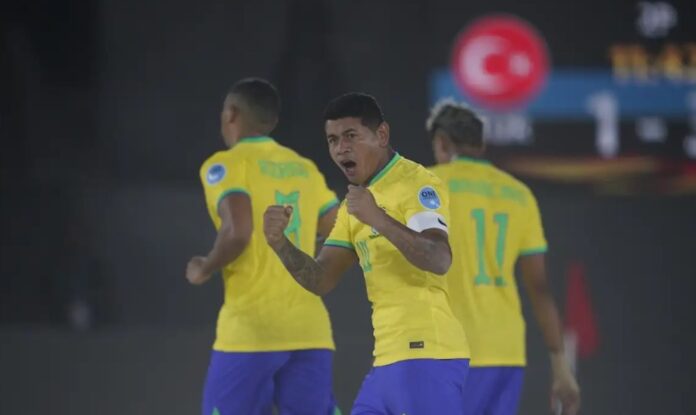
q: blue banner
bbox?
[430,68,695,120]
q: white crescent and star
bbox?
[459,35,533,95]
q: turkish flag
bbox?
[564,261,599,359]
[450,15,549,110]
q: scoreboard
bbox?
[432,68,695,158]
[429,2,696,189]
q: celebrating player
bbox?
[186,78,340,415]
[264,93,470,414]
[427,101,581,415]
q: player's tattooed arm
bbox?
[374,214,452,275]
[272,237,325,293]
[264,205,356,295]
[345,185,452,275]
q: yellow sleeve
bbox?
[200,156,249,212]
[314,169,339,218]
[399,175,451,234]
[519,191,548,256]
[323,202,353,250]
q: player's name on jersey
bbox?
[448,178,527,206]
[258,160,309,179]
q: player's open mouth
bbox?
[340,160,357,176]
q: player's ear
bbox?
[227,104,240,123]
[443,134,455,153]
[377,121,390,148]
[433,132,454,163]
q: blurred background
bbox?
[1,0,696,413]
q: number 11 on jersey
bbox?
[470,208,509,287]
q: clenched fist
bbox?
[263,205,293,248]
[346,185,385,227]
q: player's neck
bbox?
[232,131,270,146]
[453,146,485,162]
[364,149,396,186]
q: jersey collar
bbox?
[368,152,401,187]
[455,155,491,165]
[238,136,273,144]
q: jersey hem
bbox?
[213,340,336,352]
[373,351,470,367]
[469,360,527,367]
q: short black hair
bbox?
[426,100,483,148]
[323,92,385,131]
[227,78,280,132]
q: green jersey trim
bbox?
[368,153,401,187]
[238,136,273,144]
[519,246,548,256]
[455,156,491,165]
[319,198,340,217]
[324,239,354,250]
[217,188,250,209]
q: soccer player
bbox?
[263,93,470,414]
[186,78,341,415]
[426,101,581,415]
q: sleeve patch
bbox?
[418,186,441,210]
[206,164,226,185]
[407,211,448,234]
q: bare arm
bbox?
[519,253,581,415]
[186,193,252,285]
[264,205,356,295]
[371,213,451,275]
[519,254,563,353]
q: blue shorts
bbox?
[351,359,470,415]
[462,367,524,415]
[202,349,338,415]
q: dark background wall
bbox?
[1,0,695,414]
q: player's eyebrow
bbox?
[341,128,358,136]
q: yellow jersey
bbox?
[430,157,548,366]
[200,136,338,352]
[325,153,469,366]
